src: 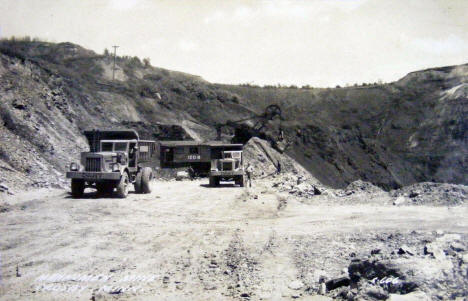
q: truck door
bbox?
[129,142,137,168]
[167,148,174,162]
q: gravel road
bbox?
[1,179,467,300]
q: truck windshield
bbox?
[114,142,128,152]
[101,142,113,151]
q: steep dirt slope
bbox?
[0,40,466,192]
[0,40,252,192]
[219,65,468,189]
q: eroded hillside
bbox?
[0,40,252,192]
[220,65,468,189]
[0,40,466,192]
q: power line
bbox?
[112,45,119,81]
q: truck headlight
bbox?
[111,163,120,172]
[69,162,79,171]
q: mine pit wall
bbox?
[220,67,468,191]
[1,41,466,192]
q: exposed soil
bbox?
[1,178,467,300]
[1,40,467,194]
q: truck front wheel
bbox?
[116,173,129,198]
[71,179,85,198]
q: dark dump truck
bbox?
[159,141,245,181]
[66,130,157,198]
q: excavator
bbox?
[215,104,288,151]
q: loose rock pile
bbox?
[340,180,385,196]
[322,233,468,300]
[243,137,312,180]
[391,182,468,206]
[272,174,323,199]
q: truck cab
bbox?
[66,130,156,198]
[209,145,245,187]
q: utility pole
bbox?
[112,45,119,81]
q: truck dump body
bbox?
[160,141,243,175]
[84,130,139,152]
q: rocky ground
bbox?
[1,175,467,301]
[1,39,467,301]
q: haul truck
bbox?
[66,130,156,198]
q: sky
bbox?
[1,0,468,87]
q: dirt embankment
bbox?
[221,64,468,189]
[1,40,467,195]
[0,40,251,194]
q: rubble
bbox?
[244,137,315,181]
[271,173,324,199]
[333,180,385,197]
[0,182,10,192]
[175,171,190,181]
[348,259,404,283]
[325,277,350,291]
[0,202,11,213]
[288,280,304,290]
[344,180,385,195]
[391,182,468,206]
[387,291,430,301]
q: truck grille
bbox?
[85,158,101,172]
[222,162,233,171]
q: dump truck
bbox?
[66,130,156,198]
[208,143,245,187]
[159,140,241,176]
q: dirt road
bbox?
[1,179,467,300]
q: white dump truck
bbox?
[208,143,245,187]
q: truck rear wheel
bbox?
[209,176,218,187]
[238,175,245,187]
[116,173,129,198]
[71,179,85,198]
[134,171,142,193]
[140,167,153,194]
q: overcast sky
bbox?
[1,0,468,87]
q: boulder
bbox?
[325,277,350,291]
[302,296,332,301]
[450,242,465,252]
[387,291,430,301]
[424,242,445,260]
[393,196,407,206]
[0,183,9,192]
[288,280,304,290]
[175,171,189,181]
[397,245,415,256]
[460,253,468,264]
[12,99,27,110]
[348,259,403,283]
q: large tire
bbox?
[239,175,245,187]
[134,170,143,193]
[141,167,153,194]
[71,179,85,198]
[209,176,217,187]
[116,173,129,198]
[96,182,114,195]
